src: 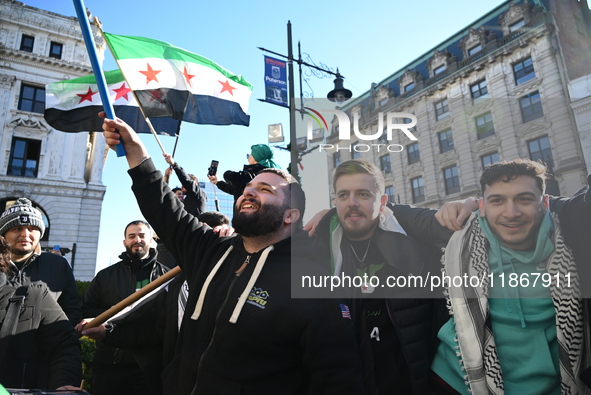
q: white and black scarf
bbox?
[442,213,586,394]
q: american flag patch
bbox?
[340,304,351,319]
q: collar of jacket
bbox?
[9,252,39,272]
[318,207,421,275]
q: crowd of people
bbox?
[0,111,589,395]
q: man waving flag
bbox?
[103,32,252,127]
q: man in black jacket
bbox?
[82,220,169,395]
[0,198,81,326]
[100,114,366,395]
[0,235,81,391]
[307,159,441,395]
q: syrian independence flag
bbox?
[45,69,180,136]
[103,32,252,126]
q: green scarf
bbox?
[250,144,280,169]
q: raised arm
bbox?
[101,112,149,169]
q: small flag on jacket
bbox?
[103,32,252,127]
[340,304,351,319]
[44,69,180,136]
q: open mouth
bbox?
[346,211,365,221]
[240,201,259,212]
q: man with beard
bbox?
[82,220,169,395]
[305,160,441,394]
[99,114,366,395]
[0,198,80,326]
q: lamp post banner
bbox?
[264,56,288,106]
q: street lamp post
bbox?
[287,21,298,180]
[259,21,352,180]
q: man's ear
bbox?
[478,198,485,217]
[380,194,388,211]
[284,208,301,225]
[543,194,549,211]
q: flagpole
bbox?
[72,0,126,157]
[82,266,182,330]
[171,124,182,157]
[94,18,168,156]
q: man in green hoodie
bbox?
[389,159,587,394]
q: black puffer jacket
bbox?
[312,207,443,394]
[8,252,81,326]
[0,274,81,389]
[129,158,366,395]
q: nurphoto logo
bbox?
[303,106,418,153]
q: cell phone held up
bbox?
[208,160,219,177]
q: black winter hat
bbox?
[0,198,45,237]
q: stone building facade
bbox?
[0,0,107,280]
[326,0,591,208]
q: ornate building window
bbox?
[49,42,63,59]
[459,27,487,59]
[499,2,532,36]
[407,142,420,164]
[8,138,41,178]
[385,186,395,204]
[433,65,446,75]
[519,91,543,123]
[444,166,461,195]
[399,69,422,96]
[411,177,425,203]
[380,154,391,173]
[467,44,483,56]
[438,129,454,153]
[470,80,489,103]
[513,56,536,85]
[20,35,34,52]
[481,152,500,169]
[475,112,495,139]
[333,152,342,168]
[509,18,526,32]
[18,84,45,114]
[435,98,449,121]
[528,136,559,195]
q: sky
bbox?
[22,0,508,273]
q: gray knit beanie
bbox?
[0,198,45,237]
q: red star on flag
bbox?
[182,66,195,87]
[147,89,166,103]
[139,63,162,84]
[218,79,236,95]
[112,83,131,101]
[77,87,97,104]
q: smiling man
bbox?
[388,159,588,394]
[96,115,366,395]
[0,197,80,326]
[310,160,441,394]
[82,220,170,395]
